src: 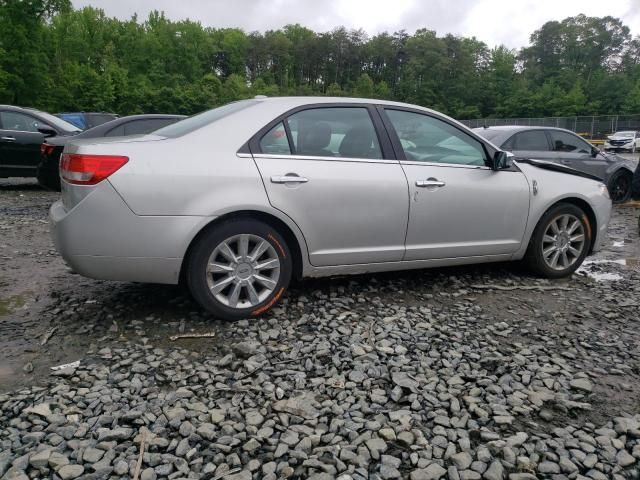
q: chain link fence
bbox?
[460,114,640,141]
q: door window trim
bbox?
[246,103,396,161]
[251,153,399,165]
[376,105,496,168]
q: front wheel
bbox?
[607,170,632,204]
[186,219,292,320]
[525,203,591,278]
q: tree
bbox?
[0,6,637,121]
[353,73,374,98]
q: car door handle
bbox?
[271,175,309,184]
[1,136,16,142]
[416,179,446,188]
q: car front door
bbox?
[251,105,409,267]
[547,130,607,179]
[0,110,46,175]
[381,107,530,260]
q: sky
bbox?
[72,0,640,49]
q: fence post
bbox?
[574,117,577,132]
[590,116,594,139]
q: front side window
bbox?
[286,107,382,159]
[0,111,41,132]
[514,130,550,151]
[385,109,486,166]
[549,130,591,154]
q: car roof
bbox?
[251,95,445,113]
[472,125,585,146]
[57,112,117,115]
[472,125,571,132]
[0,104,35,112]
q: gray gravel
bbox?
[1,178,640,479]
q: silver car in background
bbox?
[50,97,612,320]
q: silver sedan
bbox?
[50,97,612,320]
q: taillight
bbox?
[40,143,55,156]
[60,154,129,185]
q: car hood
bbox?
[515,158,603,182]
[607,136,634,141]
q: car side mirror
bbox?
[38,126,57,137]
[590,146,599,157]
[491,151,512,170]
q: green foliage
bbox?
[0,5,638,118]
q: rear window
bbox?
[35,111,82,133]
[474,128,503,141]
[154,101,258,138]
[86,114,118,129]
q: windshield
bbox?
[154,100,259,138]
[35,111,82,133]
[614,131,635,138]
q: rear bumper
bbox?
[50,181,214,284]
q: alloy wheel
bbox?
[609,174,631,203]
[206,234,280,309]
[541,214,586,271]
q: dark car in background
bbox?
[0,105,81,180]
[474,126,637,203]
[56,112,119,130]
[38,114,186,189]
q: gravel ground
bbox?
[1,175,640,480]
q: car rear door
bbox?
[250,104,409,267]
[548,130,607,179]
[0,110,46,175]
[380,107,530,260]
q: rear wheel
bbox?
[186,219,292,320]
[525,203,591,278]
[36,169,61,191]
[608,170,632,204]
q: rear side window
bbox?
[513,130,549,151]
[286,107,382,159]
[154,101,257,138]
[257,107,383,159]
[260,122,291,154]
[549,130,591,153]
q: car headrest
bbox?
[299,121,332,152]
[339,125,376,158]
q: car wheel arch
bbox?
[528,197,598,254]
[179,209,307,284]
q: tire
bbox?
[186,218,292,320]
[525,203,591,279]
[36,172,61,191]
[607,170,632,204]
[632,164,640,200]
